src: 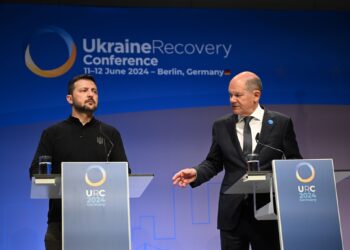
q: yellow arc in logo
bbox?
[85,165,107,187]
[25,26,77,78]
[296,162,316,183]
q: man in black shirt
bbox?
[29,74,130,250]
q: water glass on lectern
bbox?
[246,153,260,171]
[38,155,52,175]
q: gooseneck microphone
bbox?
[255,133,286,160]
[99,122,114,162]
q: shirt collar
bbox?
[238,104,264,122]
[67,115,97,126]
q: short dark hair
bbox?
[67,74,96,94]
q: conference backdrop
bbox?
[0,3,350,250]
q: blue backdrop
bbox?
[0,4,350,250]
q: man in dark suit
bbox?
[172,71,302,250]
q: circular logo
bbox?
[25,26,77,78]
[295,162,316,183]
[85,165,107,187]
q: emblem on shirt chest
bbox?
[96,136,104,145]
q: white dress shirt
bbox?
[236,105,264,153]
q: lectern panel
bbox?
[62,162,131,250]
[273,159,343,250]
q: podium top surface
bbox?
[224,169,350,195]
[334,170,350,183]
[31,173,154,199]
[224,171,273,194]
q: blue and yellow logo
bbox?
[296,162,316,183]
[85,165,107,187]
[25,26,76,78]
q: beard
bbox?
[72,99,98,114]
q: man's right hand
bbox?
[172,168,197,188]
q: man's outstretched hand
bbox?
[172,168,197,188]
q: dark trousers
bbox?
[45,222,62,250]
[220,201,280,250]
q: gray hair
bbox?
[245,76,262,93]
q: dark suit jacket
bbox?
[191,108,302,230]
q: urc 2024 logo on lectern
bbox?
[296,162,317,202]
[85,165,107,207]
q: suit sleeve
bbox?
[191,122,224,187]
[283,118,302,159]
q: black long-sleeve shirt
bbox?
[30,116,130,223]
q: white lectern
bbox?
[31,162,153,250]
[224,159,349,250]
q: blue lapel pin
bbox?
[267,119,274,125]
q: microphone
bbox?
[255,133,286,160]
[99,122,114,162]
